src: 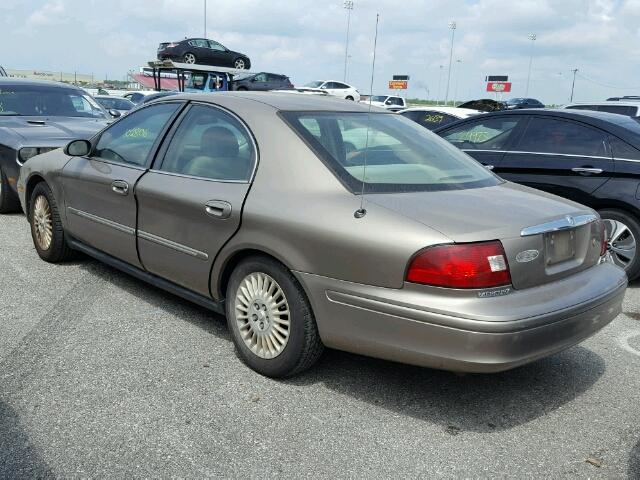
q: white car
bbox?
[361,95,406,111]
[298,80,360,101]
[398,106,481,130]
[561,101,640,119]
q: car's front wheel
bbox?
[345,95,355,101]
[183,52,197,64]
[599,208,640,280]
[225,255,324,377]
[29,182,73,263]
[0,165,20,214]
[234,58,247,69]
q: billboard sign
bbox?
[389,80,408,89]
[486,81,512,93]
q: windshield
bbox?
[371,96,388,102]
[233,73,253,80]
[304,81,324,88]
[282,111,501,193]
[96,97,134,111]
[0,84,108,118]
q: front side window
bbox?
[254,73,267,82]
[441,117,520,150]
[208,40,225,51]
[516,117,607,156]
[282,111,501,193]
[93,103,180,166]
[160,104,255,181]
[0,84,108,118]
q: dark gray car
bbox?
[0,79,110,213]
[17,92,626,377]
[230,72,293,91]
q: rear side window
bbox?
[282,111,500,193]
[440,117,520,150]
[597,105,636,116]
[610,136,640,160]
[94,102,180,167]
[160,104,255,181]
[516,117,607,157]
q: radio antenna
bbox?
[354,12,380,219]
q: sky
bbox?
[2,0,640,104]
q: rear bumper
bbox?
[295,263,627,372]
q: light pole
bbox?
[204,0,207,38]
[525,33,536,96]
[570,68,578,102]
[453,59,462,107]
[436,65,443,105]
[444,21,456,106]
[343,1,354,82]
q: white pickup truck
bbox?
[361,95,407,111]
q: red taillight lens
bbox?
[598,219,608,256]
[406,241,511,289]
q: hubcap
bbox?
[603,218,637,270]
[184,54,196,64]
[33,195,53,251]
[234,59,245,69]
[234,272,290,359]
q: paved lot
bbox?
[0,211,639,479]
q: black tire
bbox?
[599,208,640,281]
[0,165,20,214]
[234,58,247,70]
[236,86,248,91]
[29,182,73,263]
[225,255,324,377]
[183,52,197,64]
[345,96,354,101]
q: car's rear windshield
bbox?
[281,111,501,193]
[0,84,108,118]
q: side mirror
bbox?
[108,109,121,118]
[251,78,257,82]
[320,85,327,89]
[64,139,91,157]
[385,100,393,105]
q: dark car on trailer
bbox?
[157,38,251,70]
[434,109,640,279]
[0,78,110,213]
[230,72,293,91]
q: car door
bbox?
[135,102,256,297]
[437,115,524,169]
[207,40,231,66]
[252,73,269,91]
[498,116,613,204]
[62,102,183,267]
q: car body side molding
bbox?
[67,238,225,314]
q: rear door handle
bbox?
[571,167,603,174]
[484,164,495,170]
[205,200,232,219]
[111,180,129,195]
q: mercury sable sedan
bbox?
[18,92,627,377]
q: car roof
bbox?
[434,108,640,143]
[0,78,84,90]
[399,106,480,117]
[170,91,376,112]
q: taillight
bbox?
[406,241,511,289]
[598,219,608,256]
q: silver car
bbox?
[17,93,627,377]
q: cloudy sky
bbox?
[2,0,640,104]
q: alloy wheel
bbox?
[33,195,53,251]
[604,218,637,269]
[184,53,196,64]
[234,59,246,69]
[234,272,291,359]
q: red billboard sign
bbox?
[486,81,512,93]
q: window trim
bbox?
[150,100,260,184]
[88,101,186,169]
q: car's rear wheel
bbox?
[183,53,197,64]
[29,182,73,263]
[234,58,246,69]
[225,255,324,377]
[236,86,248,91]
[0,165,20,214]
[599,209,640,280]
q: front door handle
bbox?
[205,200,232,219]
[571,167,603,175]
[111,180,129,195]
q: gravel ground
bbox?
[1,212,639,479]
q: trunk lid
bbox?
[368,182,603,290]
